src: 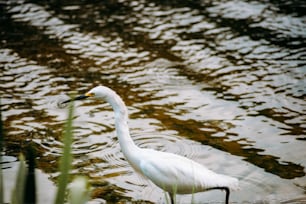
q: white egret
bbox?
[63,85,239,204]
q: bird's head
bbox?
[62,85,113,104]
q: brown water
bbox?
[1,0,305,203]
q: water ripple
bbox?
[1,0,305,203]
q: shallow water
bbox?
[1,0,305,203]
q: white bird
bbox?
[63,85,239,204]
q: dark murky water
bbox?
[1,0,305,203]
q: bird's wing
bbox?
[139,149,233,194]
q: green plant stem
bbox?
[54,101,74,204]
[12,154,27,204]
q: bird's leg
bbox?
[206,187,230,204]
[168,192,175,204]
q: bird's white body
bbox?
[74,85,238,202]
[134,148,238,194]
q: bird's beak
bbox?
[61,92,92,104]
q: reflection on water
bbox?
[1,0,305,203]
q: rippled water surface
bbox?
[1,0,305,203]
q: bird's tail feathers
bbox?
[209,174,239,191]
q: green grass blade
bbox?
[54,101,74,204]
[69,176,90,204]
[11,154,27,204]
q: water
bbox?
[1,0,305,203]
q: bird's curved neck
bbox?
[106,92,138,156]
